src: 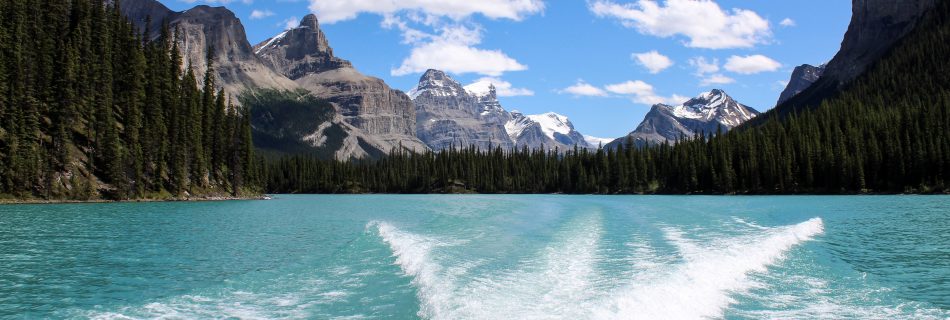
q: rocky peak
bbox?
[608,90,759,148]
[410,69,467,99]
[120,0,298,100]
[254,15,352,80]
[777,64,825,106]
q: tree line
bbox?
[261,0,950,195]
[0,0,257,200]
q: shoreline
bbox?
[0,195,269,205]
[3,192,947,204]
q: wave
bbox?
[594,218,825,319]
[376,216,826,320]
[373,215,605,320]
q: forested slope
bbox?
[0,0,258,201]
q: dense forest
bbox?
[0,0,257,201]
[262,0,950,195]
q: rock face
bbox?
[411,70,593,151]
[254,15,428,153]
[777,64,825,106]
[412,70,515,151]
[119,1,298,100]
[775,0,937,115]
[607,90,759,148]
[824,0,937,86]
[254,15,352,79]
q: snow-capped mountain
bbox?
[506,112,590,150]
[607,89,760,148]
[412,69,594,151]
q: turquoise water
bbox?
[0,195,948,319]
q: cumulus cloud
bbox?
[724,54,782,74]
[465,77,534,97]
[689,57,720,75]
[699,74,735,86]
[606,80,685,105]
[560,80,683,105]
[589,0,771,49]
[250,9,274,19]
[308,0,545,24]
[780,18,796,27]
[279,16,300,30]
[559,81,608,97]
[356,4,535,77]
[390,25,528,76]
[633,50,673,74]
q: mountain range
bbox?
[117,0,935,160]
[411,69,595,151]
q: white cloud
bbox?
[390,25,527,76]
[308,0,545,24]
[689,57,720,75]
[699,74,735,86]
[250,9,275,19]
[724,54,782,74]
[605,80,653,95]
[559,81,608,97]
[279,16,300,30]
[605,80,684,105]
[780,18,796,27]
[589,0,771,49]
[632,50,673,74]
[465,77,535,97]
[560,80,680,105]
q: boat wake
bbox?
[374,217,826,320]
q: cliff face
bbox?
[824,0,937,86]
[773,0,937,115]
[253,15,352,79]
[255,15,428,153]
[120,1,298,100]
[412,70,516,151]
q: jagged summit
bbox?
[411,69,595,151]
[607,90,760,148]
[119,0,298,100]
[254,15,351,80]
[409,69,466,99]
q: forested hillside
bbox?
[0,0,258,201]
[263,0,949,195]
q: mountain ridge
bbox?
[607,90,760,148]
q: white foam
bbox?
[595,218,825,320]
[373,215,604,320]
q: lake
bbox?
[0,195,948,319]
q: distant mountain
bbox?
[119,1,298,100]
[506,112,591,150]
[607,90,759,148]
[772,0,937,116]
[777,64,825,106]
[254,14,428,155]
[411,70,593,151]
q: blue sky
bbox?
[160,0,852,139]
